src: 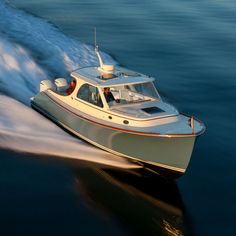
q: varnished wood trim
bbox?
[41,92,204,138]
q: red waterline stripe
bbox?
[43,92,203,137]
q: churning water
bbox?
[0,0,236,235]
[0,0,134,169]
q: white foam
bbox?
[0,1,138,169]
[0,95,140,169]
[0,36,48,104]
[0,0,115,103]
[0,0,114,75]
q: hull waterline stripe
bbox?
[41,92,205,138]
[31,101,186,173]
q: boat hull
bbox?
[31,93,196,177]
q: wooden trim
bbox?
[42,92,204,138]
[48,90,177,122]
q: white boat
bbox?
[31,46,205,178]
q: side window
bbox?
[77,84,103,108]
[77,84,89,101]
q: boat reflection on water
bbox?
[74,167,192,236]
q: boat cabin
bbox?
[40,64,178,124]
[69,66,161,110]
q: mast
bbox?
[94,28,114,74]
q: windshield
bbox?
[102,82,160,107]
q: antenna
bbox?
[94,27,103,66]
[94,27,97,48]
[94,27,114,73]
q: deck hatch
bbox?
[142,107,164,114]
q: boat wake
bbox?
[0,0,114,104]
[0,1,138,169]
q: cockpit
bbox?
[104,82,160,107]
[76,81,160,109]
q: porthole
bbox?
[123,120,129,125]
[108,116,112,120]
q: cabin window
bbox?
[126,82,159,99]
[102,82,159,107]
[77,84,103,108]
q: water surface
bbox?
[1,0,236,235]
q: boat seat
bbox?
[54,78,69,93]
[120,89,132,102]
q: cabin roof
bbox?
[71,65,154,87]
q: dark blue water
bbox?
[1,0,236,235]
